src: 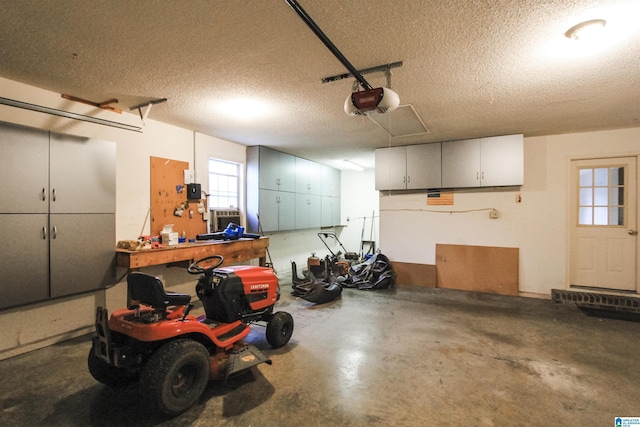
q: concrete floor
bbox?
[1,284,640,426]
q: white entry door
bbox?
[570,157,638,291]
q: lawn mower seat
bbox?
[127,272,191,313]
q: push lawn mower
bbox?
[88,255,293,416]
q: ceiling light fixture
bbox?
[343,159,364,171]
[565,19,607,40]
[218,98,269,120]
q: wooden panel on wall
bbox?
[393,262,437,288]
[436,244,519,296]
[150,156,206,240]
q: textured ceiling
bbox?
[1,0,639,169]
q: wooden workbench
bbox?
[116,237,269,270]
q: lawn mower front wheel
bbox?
[266,311,294,349]
[141,339,211,416]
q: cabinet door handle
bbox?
[42,226,47,240]
[630,230,638,236]
[403,176,406,184]
[41,188,46,201]
[476,172,479,181]
[407,176,410,183]
[52,188,56,202]
[52,226,57,239]
[482,171,485,181]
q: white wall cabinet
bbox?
[321,196,341,227]
[375,134,523,191]
[295,193,321,229]
[375,144,442,190]
[258,147,296,192]
[321,165,340,196]
[0,121,116,310]
[247,146,340,233]
[295,157,322,195]
[441,134,523,188]
[257,189,295,232]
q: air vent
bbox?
[368,104,429,137]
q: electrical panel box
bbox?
[187,183,201,200]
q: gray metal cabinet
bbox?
[49,132,117,213]
[257,189,295,232]
[375,146,407,190]
[0,121,116,309]
[478,135,523,187]
[295,193,321,229]
[257,147,295,192]
[49,213,116,298]
[375,144,442,190]
[441,135,523,188]
[441,138,482,188]
[407,144,442,189]
[0,123,49,213]
[321,165,340,197]
[0,214,49,308]
[247,146,297,232]
[321,196,340,227]
[247,146,340,232]
[295,157,322,195]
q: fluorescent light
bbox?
[343,159,364,171]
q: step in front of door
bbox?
[552,289,640,315]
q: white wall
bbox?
[380,127,640,297]
[0,77,377,358]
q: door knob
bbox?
[629,230,638,236]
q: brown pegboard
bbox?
[150,156,206,240]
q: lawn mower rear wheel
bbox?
[140,339,211,416]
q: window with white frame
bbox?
[578,165,625,226]
[208,158,240,209]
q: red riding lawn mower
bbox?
[88,255,293,416]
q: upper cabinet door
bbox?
[480,134,523,187]
[295,157,322,194]
[0,122,49,213]
[406,143,442,189]
[441,138,481,188]
[258,147,281,191]
[258,147,296,192]
[321,165,340,196]
[375,146,407,190]
[49,133,116,213]
[278,151,296,193]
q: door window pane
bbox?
[577,166,625,226]
[579,207,592,225]
[579,188,592,205]
[594,168,608,186]
[579,169,592,186]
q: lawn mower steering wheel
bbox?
[187,255,224,275]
